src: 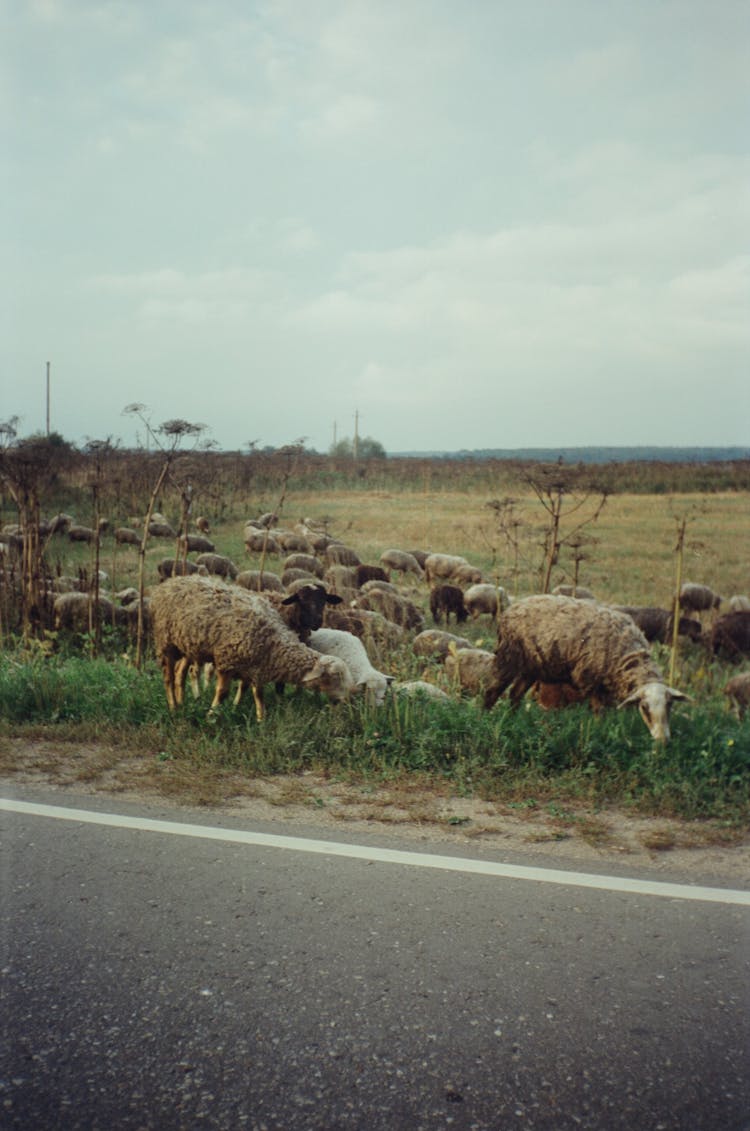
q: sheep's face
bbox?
[303,655,355,702]
[620,682,690,742]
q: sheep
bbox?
[355,563,389,588]
[451,562,484,586]
[309,627,393,705]
[678,582,722,613]
[283,552,324,579]
[424,552,479,586]
[244,530,280,555]
[236,569,285,593]
[464,583,510,620]
[392,680,450,701]
[68,524,98,544]
[404,550,430,570]
[322,605,406,648]
[325,543,361,568]
[150,576,354,719]
[282,567,317,588]
[157,558,203,581]
[53,592,126,631]
[379,549,424,579]
[429,584,468,626]
[257,512,279,529]
[195,552,239,580]
[552,584,595,600]
[711,611,750,660]
[324,565,359,594]
[180,534,215,554]
[276,530,314,554]
[263,581,343,643]
[357,586,424,631]
[195,516,211,534]
[47,513,75,535]
[412,629,474,660]
[148,521,177,539]
[360,578,400,595]
[114,527,140,546]
[723,672,750,719]
[482,595,689,741]
[444,648,495,696]
[728,595,750,613]
[613,606,702,644]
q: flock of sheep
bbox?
[136,512,750,743]
[5,509,747,738]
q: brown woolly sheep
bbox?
[150,576,353,719]
[357,586,424,632]
[678,582,722,613]
[412,629,473,660]
[114,527,140,546]
[195,516,211,534]
[379,549,424,579]
[355,563,389,587]
[429,584,468,626]
[322,605,406,648]
[325,543,362,568]
[244,530,280,555]
[424,553,480,587]
[444,648,495,696]
[195,552,239,580]
[483,595,688,741]
[283,553,324,579]
[723,672,750,718]
[157,558,203,581]
[613,606,702,644]
[711,611,750,660]
[180,534,215,554]
[236,570,285,593]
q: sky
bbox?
[2,0,749,454]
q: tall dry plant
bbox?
[520,463,609,593]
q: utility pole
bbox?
[332,420,337,448]
[46,361,50,437]
[353,409,359,461]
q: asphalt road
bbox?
[1,786,749,1131]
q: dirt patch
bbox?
[1,737,748,884]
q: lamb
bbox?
[464,583,510,620]
[195,552,239,580]
[723,672,750,719]
[678,582,722,613]
[424,552,479,586]
[308,627,393,705]
[379,549,424,580]
[412,629,474,660]
[483,595,689,741]
[150,576,354,719]
[613,606,702,644]
[444,648,495,696]
[711,611,750,660]
[429,584,468,625]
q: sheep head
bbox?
[618,682,690,742]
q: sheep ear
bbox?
[385,675,395,685]
[666,686,691,702]
[325,593,343,606]
[281,593,299,606]
[618,689,642,709]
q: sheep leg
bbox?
[209,670,233,711]
[173,657,192,706]
[160,654,177,710]
[251,685,265,722]
[483,668,515,710]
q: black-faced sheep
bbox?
[483,595,688,741]
[711,611,750,660]
[723,672,750,719]
[263,581,343,643]
[150,576,354,719]
[429,584,468,626]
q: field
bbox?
[1,451,749,851]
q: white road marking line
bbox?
[2,796,748,906]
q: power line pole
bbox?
[353,409,359,461]
[46,361,51,437]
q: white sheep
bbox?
[423,552,481,586]
[728,595,750,613]
[379,549,424,580]
[150,576,354,720]
[308,628,393,705]
[392,680,450,701]
[483,595,689,741]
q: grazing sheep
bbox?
[257,512,279,529]
[483,595,688,741]
[404,550,430,569]
[244,530,280,555]
[309,627,393,705]
[429,584,468,626]
[552,584,595,600]
[412,629,474,660]
[360,578,400,595]
[379,549,424,579]
[355,563,389,588]
[678,582,722,613]
[613,606,702,644]
[324,565,359,595]
[451,563,484,586]
[723,672,750,719]
[236,569,285,593]
[281,567,317,588]
[180,534,215,554]
[357,586,424,631]
[114,527,140,546]
[157,558,203,581]
[392,680,450,701]
[728,595,750,613]
[283,553,324,579]
[195,552,239,580]
[54,592,125,631]
[47,513,75,535]
[464,583,510,620]
[276,530,314,554]
[195,516,211,534]
[322,605,406,648]
[148,521,177,539]
[424,552,479,587]
[711,611,750,660]
[325,543,362,568]
[150,576,354,719]
[68,524,98,544]
[444,648,495,696]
